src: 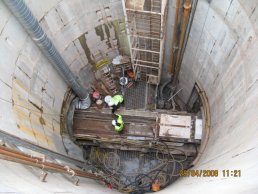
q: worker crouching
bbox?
[105,94,124,114]
[112,114,124,132]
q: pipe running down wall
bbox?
[169,0,181,75]
[0,145,104,181]
[173,0,192,86]
[3,0,90,100]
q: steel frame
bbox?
[122,0,168,84]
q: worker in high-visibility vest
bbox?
[112,114,124,132]
[104,94,124,114]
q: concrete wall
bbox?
[1,0,258,193]
[0,0,129,154]
[29,0,129,89]
[160,0,258,193]
[0,0,68,153]
[0,159,120,194]
[0,1,123,193]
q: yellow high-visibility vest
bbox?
[114,114,124,132]
[112,95,123,106]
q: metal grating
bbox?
[146,84,157,110]
[124,81,146,109]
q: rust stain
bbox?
[43,119,55,132]
[12,76,54,146]
[18,125,35,137]
[28,99,43,113]
[19,124,53,146]
[13,106,30,120]
[12,78,29,92]
[78,33,94,65]
[39,116,46,125]
[29,112,53,131]
[95,25,104,41]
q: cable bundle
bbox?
[89,141,188,193]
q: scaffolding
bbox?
[122,0,168,85]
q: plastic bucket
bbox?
[96,99,104,109]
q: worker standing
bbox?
[104,94,124,114]
[112,114,124,132]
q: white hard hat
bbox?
[104,95,112,104]
[112,120,116,126]
[108,101,114,107]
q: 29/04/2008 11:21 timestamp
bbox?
[179,170,241,177]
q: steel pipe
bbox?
[3,0,90,100]
[0,145,103,181]
[0,129,88,168]
[173,0,192,85]
[169,0,181,74]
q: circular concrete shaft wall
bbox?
[0,0,257,193]
[0,0,122,193]
[161,0,258,193]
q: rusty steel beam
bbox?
[169,0,181,74]
[76,141,198,156]
[173,0,192,85]
[0,145,104,181]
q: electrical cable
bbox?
[89,141,189,193]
